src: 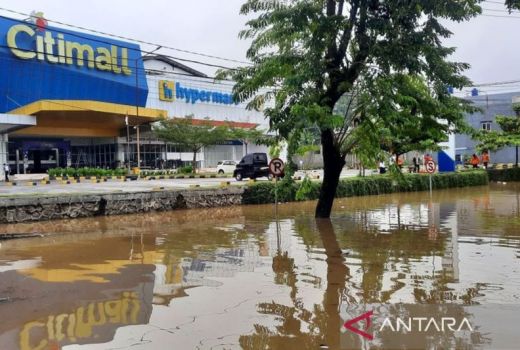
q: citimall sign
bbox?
[7,24,133,75]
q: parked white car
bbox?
[216,160,237,174]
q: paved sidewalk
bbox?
[0,177,244,198]
[0,168,366,199]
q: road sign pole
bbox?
[425,160,436,197]
[275,175,278,215]
[429,174,432,197]
[269,158,284,217]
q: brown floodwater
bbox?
[0,183,519,350]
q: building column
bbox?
[0,134,8,180]
[116,141,126,167]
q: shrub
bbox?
[242,182,276,204]
[114,168,127,177]
[273,177,298,202]
[487,167,520,182]
[242,171,489,205]
[178,165,193,174]
[47,167,130,178]
[295,177,320,201]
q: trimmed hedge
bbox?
[487,167,520,182]
[242,171,489,205]
[48,167,127,178]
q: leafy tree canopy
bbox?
[223,0,519,217]
[360,73,477,159]
[154,116,265,170]
[476,115,520,165]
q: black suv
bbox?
[233,153,272,181]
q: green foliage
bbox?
[47,168,60,178]
[154,116,241,171]
[47,167,126,178]
[242,171,488,205]
[223,0,512,217]
[487,167,520,182]
[295,176,319,201]
[242,182,277,204]
[276,176,300,203]
[506,0,520,11]
[360,74,476,161]
[476,115,520,154]
[178,165,194,174]
[268,142,282,158]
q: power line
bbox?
[482,7,520,13]
[0,14,241,72]
[472,79,520,87]
[480,12,520,19]
[0,46,239,85]
[0,7,252,66]
[483,0,511,5]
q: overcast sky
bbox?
[1,0,519,95]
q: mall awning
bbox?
[8,100,167,137]
[0,113,37,134]
[176,117,259,129]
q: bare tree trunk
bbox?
[315,129,345,218]
[192,150,197,173]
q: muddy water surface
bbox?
[0,183,519,349]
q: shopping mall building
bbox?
[0,15,268,174]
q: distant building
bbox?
[452,92,519,166]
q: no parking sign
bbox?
[426,160,436,174]
[269,158,285,177]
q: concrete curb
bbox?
[0,187,246,224]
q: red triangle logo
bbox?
[343,310,374,340]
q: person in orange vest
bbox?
[423,153,432,167]
[396,155,404,169]
[470,153,480,169]
[481,151,490,169]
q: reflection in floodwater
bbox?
[0,184,519,349]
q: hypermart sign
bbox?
[159,80,238,105]
[0,15,148,112]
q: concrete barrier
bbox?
[0,187,245,224]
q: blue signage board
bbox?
[158,80,238,105]
[0,15,148,112]
[438,150,456,172]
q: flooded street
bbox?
[1,184,519,349]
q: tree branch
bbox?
[336,0,360,66]
[341,0,371,90]
[326,0,336,16]
[337,0,345,16]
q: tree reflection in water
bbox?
[240,218,351,349]
[239,200,493,349]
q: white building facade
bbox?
[142,56,270,168]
